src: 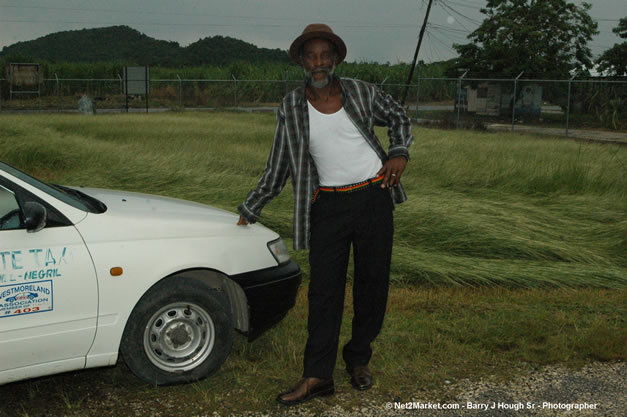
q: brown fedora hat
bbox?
[289,23,347,65]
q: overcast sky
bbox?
[0,0,624,64]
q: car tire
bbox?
[120,277,234,385]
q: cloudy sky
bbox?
[0,0,623,64]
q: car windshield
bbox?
[0,161,106,214]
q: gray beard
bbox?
[305,66,335,89]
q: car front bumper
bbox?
[231,260,302,341]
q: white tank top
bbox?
[308,101,382,186]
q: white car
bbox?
[0,161,301,386]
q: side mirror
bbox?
[24,202,47,233]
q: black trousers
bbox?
[303,185,394,379]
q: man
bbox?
[237,23,413,405]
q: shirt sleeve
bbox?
[372,86,414,161]
[237,104,291,223]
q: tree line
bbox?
[0,25,290,67]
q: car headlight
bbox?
[267,238,290,265]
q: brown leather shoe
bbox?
[276,377,335,405]
[346,365,373,390]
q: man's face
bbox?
[302,38,336,89]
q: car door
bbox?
[0,179,98,375]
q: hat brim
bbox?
[289,31,347,65]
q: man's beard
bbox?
[304,65,335,89]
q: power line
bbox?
[595,18,621,22]
[425,29,458,54]
[425,31,449,62]
[0,3,422,29]
[0,2,321,22]
[427,23,471,36]
[423,29,458,58]
[424,32,438,61]
[445,0,483,10]
[438,1,482,26]
[0,19,290,28]
[426,30,468,47]
[445,0,623,22]
[0,18,422,31]
[435,3,473,33]
[401,0,434,104]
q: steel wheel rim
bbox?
[143,302,215,372]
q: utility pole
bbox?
[401,0,434,105]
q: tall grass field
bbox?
[1,111,624,288]
[0,112,625,416]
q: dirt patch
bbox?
[264,361,625,417]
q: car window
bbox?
[0,162,105,213]
[0,185,23,230]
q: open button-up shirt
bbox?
[238,77,414,250]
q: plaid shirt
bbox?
[238,77,414,250]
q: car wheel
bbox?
[120,278,234,385]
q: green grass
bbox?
[1,112,624,288]
[0,287,624,416]
[0,112,625,416]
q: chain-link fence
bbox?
[1,75,625,138]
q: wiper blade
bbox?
[52,183,81,197]
[51,184,107,213]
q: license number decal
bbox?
[0,280,53,318]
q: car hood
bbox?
[72,187,276,241]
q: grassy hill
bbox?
[0,25,290,66]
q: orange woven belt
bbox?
[313,175,385,201]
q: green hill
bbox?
[0,25,290,66]
[185,35,288,66]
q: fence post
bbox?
[565,73,577,138]
[415,71,420,121]
[285,70,289,97]
[379,77,388,93]
[177,74,182,110]
[0,78,2,112]
[511,72,524,132]
[118,74,123,111]
[232,74,238,109]
[55,73,59,111]
[145,67,149,113]
[457,70,468,129]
